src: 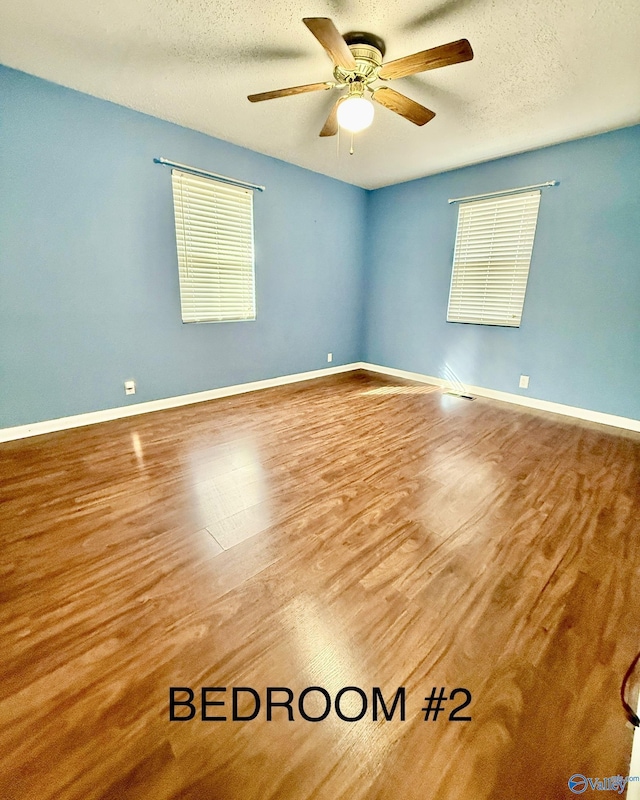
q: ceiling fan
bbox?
[248,18,473,136]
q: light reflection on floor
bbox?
[186,438,272,547]
[130,431,146,471]
[360,384,440,396]
[286,595,390,755]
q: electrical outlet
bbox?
[519,375,530,389]
[327,353,333,363]
[124,380,136,395]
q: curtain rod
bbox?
[154,158,265,192]
[448,180,558,205]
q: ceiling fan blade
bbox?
[372,87,436,126]
[303,17,357,70]
[319,99,342,137]
[248,82,333,102]
[378,39,473,80]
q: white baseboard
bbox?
[2,360,639,442]
[360,363,449,388]
[360,362,640,433]
[0,363,359,442]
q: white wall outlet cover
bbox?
[124,380,136,395]
[519,375,530,389]
[327,353,333,362]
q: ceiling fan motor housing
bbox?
[333,36,384,87]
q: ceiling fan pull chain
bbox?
[350,131,354,155]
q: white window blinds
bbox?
[447,190,541,327]
[171,169,256,323]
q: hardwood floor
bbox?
[1,370,639,800]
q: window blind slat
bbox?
[172,169,256,323]
[447,190,541,327]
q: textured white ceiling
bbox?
[1,0,639,188]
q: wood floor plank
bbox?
[1,371,639,799]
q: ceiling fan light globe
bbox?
[337,96,374,132]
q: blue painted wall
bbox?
[0,66,366,427]
[364,126,640,420]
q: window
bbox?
[447,190,541,327]
[171,169,256,323]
